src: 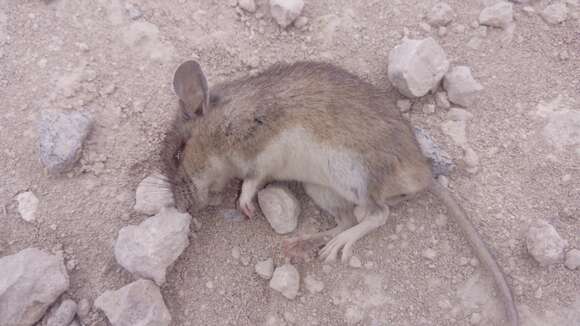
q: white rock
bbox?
[443,66,483,107]
[304,275,324,293]
[39,109,93,174]
[0,248,69,326]
[541,3,568,24]
[77,298,91,318]
[238,0,256,13]
[16,191,39,222]
[526,220,568,266]
[269,264,300,300]
[344,306,364,325]
[396,99,412,112]
[255,258,275,279]
[47,299,77,326]
[114,207,191,285]
[463,147,480,169]
[479,2,513,28]
[427,3,455,26]
[270,0,304,28]
[388,37,450,98]
[258,185,300,234]
[134,173,175,216]
[422,248,438,260]
[232,246,241,260]
[447,107,474,121]
[423,104,436,114]
[349,256,362,268]
[95,279,171,326]
[294,16,308,29]
[564,249,580,270]
[435,92,450,109]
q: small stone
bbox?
[470,312,482,325]
[114,207,191,285]
[232,246,241,260]
[463,147,480,169]
[534,287,543,299]
[47,299,77,326]
[526,220,568,266]
[541,2,568,24]
[238,0,256,13]
[422,248,438,260]
[459,257,469,266]
[453,24,466,33]
[438,26,448,37]
[283,311,296,323]
[294,16,308,29]
[396,99,412,112]
[270,0,304,28]
[447,107,473,121]
[443,66,483,107]
[469,258,479,267]
[437,175,449,188]
[349,256,362,268]
[100,83,116,96]
[423,104,436,114]
[564,249,580,270]
[16,191,39,222]
[522,6,535,15]
[0,248,69,326]
[344,306,364,325]
[77,299,91,318]
[427,2,455,26]
[419,22,432,32]
[414,127,455,177]
[66,259,77,271]
[269,264,300,300]
[255,258,275,279]
[304,275,324,293]
[39,109,93,174]
[95,279,171,326]
[388,37,450,98]
[435,92,451,109]
[258,185,300,234]
[479,2,514,28]
[205,281,214,289]
[467,37,482,50]
[126,4,143,20]
[133,174,175,215]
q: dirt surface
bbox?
[1,0,580,325]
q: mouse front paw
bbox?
[238,199,256,219]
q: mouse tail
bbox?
[428,180,519,326]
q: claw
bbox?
[239,201,255,219]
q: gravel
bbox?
[269,264,300,300]
[526,220,568,266]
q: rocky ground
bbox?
[1,0,579,325]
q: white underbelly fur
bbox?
[255,127,369,205]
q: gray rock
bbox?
[565,249,580,270]
[0,248,69,326]
[435,91,451,109]
[16,191,39,222]
[479,2,513,28]
[125,4,143,20]
[396,99,412,112]
[541,3,568,24]
[114,207,191,285]
[526,220,568,266]
[443,66,483,107]
[258,185,300,234]
[255,258,275,279]
[270,264,300,300]
[388,37,450,98]
[133,173,175,216]
[238,0,256,12]
[95,279,171,326]
[39,109,93,174]
[270,0,304,28]
[413,127,455,176]
[76,298,91,318]
[47,299,77,326]
[427,2,455,26]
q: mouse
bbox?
[161,60,519,326]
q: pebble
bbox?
[423,103,436,114]
[463,147,480,169]
[77,299,91,318]
[232,246,242,260]
[438,26,448,37]
[304,275,325,293]
[479,2,514,28]
[114,207,191,285]
[443,66,483,107]
[255,258,275,279]
[414,127,455,177]
[470,312,482,325]
[541,2,568,24]
[258,185,300,234]
[447,107,474,121]
[349,256,362,268]
[437,175,449,188]
[435,92,451,109]
[133,173,175,216]
[269,264,300,300]
[427,2,455,26]
[238,0,256,13]
[95,279,171,326]
[344,306,364,325]
[564,249,580,270]
[47,299,77,326]
[396,99,412,112]
[126,3,143,20]
[422,248,438,260]
[16,191,39,222]
[294,16,308,29]
[453,24,466,33]
[526,220,568,266]
[270,0,304,28]
[0,248,69,326]
[388,37,449,98]
[467,37,482,50]
[39,109,93,174]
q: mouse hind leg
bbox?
[319,202,389,263]
[282,183,356,258]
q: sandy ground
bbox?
[1,0,579,325]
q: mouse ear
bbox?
[173,60,210,119]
